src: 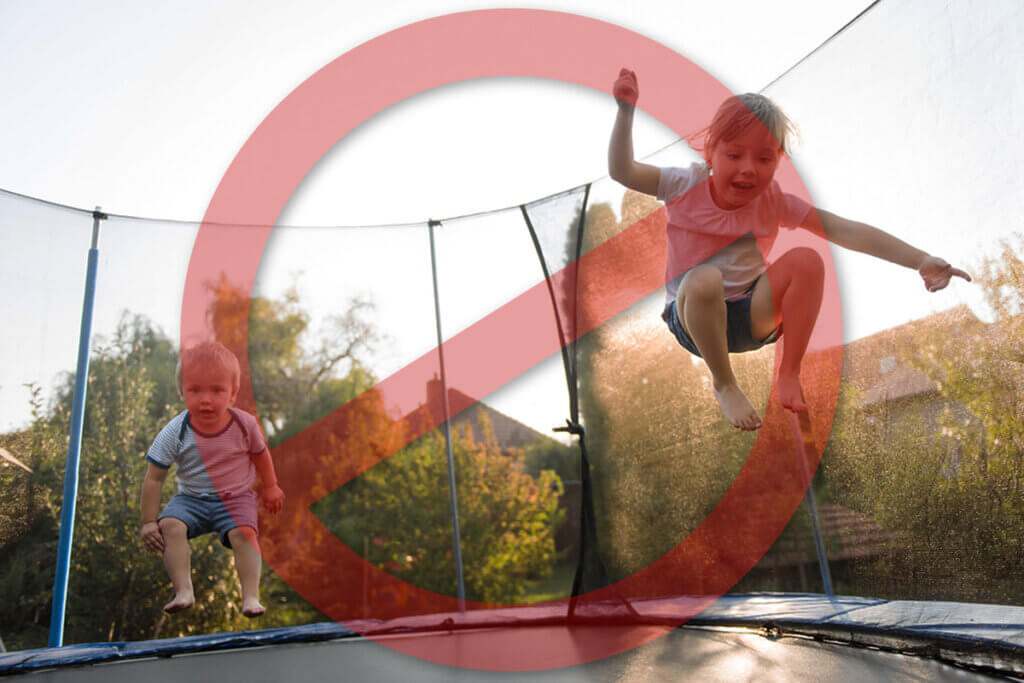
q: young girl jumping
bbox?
[609,68,969,431]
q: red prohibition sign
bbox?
[182,9,843,671]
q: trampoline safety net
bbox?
[2,0,1024,677]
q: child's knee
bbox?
[159,517,188,538]
[681,265,724,301]
[784,247,824,281]
[229,526,259,548]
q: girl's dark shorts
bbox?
[662,283,780,358]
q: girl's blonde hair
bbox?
[698,93,796,164]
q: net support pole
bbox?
[789,410,834,597]
[427,219,466,611]
[48,208,106,647]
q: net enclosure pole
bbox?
[48,208,107,647]
[789,410,834,596]
[427,219,466,610]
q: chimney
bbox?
[426,374,444,421]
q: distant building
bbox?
[842,305,986,476]
[403,375,561,452]
[748,502,901,592]
[750,306,990,590]
[843,305,982,406]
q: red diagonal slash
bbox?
[181,9,842,671]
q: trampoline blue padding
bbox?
[0,622,358,672]
[2,594,1022,678]
[698,593,1024,650]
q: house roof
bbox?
[756,502,900,568]
[859,364,938,405]
[841,305,984,405]
[403,378,558,451]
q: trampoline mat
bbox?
[2,624,1003,682]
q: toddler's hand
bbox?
[918,256,971,292]
[141,521,164,554]
[262,485,285,514]
[613,68,638,108]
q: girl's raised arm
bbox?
[608,69,660,196]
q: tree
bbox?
[821,234,1024,603]
[1,276,573,648]
[0,281,381,646]
[205,275,378,435]
[0,389,65,650]
[317,410,564,605]
[523,438,579,484]
[0,316,243,647]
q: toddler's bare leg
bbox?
[228,526,265,617]
[158,518,195,613]
[678,265,761,430]
[750,247,824,412]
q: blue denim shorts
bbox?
[662,283,780,358]
[159,490,259,548]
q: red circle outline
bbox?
[182,9,842,671]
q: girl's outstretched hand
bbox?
[613,68,638,108]
[919,256,971,292]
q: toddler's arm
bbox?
[140,463,168,553]
[253,448,285,513]
[608,68,661,196]
[804,209,970,291]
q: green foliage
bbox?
[822,234,1024,603]
[0,316,247,647]
[522,438,579,483]
[317,411,564,605]
[206,275,378,436]
[1,279,569,648]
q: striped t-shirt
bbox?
[146,408,266,497]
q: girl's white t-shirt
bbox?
[656,163,812,304]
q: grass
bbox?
[522,560,577,603]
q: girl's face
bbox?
[707,123,782,210]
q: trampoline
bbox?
[2,1,1024,680]
[3,595,1023,679]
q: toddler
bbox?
[140,341,285,616]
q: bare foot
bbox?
[776,371,807,412]
[163,592,195,614]
[713,382,761,431]
[242,599,266,618]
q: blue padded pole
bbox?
[48,208,105,647]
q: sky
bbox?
[0,1,871,220]
[2,0,1015,436]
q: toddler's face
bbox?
[181,363,239,432]
[708,124,782,210]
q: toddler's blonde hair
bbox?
[175,341,241,398]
